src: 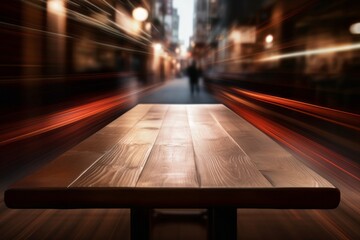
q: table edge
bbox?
[5,187,340,209]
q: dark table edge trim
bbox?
[5,187,340,209]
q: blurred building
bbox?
[192,0,210,63]
[193,0,210,45]
[171,8,179,43]
[152,0,172,43]
[193,0,360,111]
[1,0,180,111]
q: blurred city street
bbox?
[1,0,359,239]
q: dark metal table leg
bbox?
[131,208,152,240]
[208,207,237,240]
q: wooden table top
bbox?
[5,104,340,209]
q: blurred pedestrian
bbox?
[187,60,200,95]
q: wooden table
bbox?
[5,104,340,240]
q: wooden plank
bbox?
[70,133,126,154]
[68,105,153,153]
[71,104,154,154]
[136,105,199,188]
[107,104,153,128]
[5,104,340,209]
[208,105,334,188]
[10,151,104,188]
[11,105,154,188]
[187,105,272,188]
[70,105,168,187]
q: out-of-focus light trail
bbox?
[211,38,360,66]
[209,1,316,59]
[86,0,112,16]
[1,0,186,64]
[208,84,360,183]
[256,0,316,34]
[260,42,360,61]
[210,37,311,65]
[23,0,153,47]
[0,83,161,146]
[0,21,71,39]
[66,6,151,44]
[103,0,150,36]
[0,21,151,56]
[231,88,360,131]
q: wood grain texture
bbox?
[70,133,126,154]
[5,104,340,209]
[11,105,153,189]
[72,104,154,153]
[207,105,334,188]
[11,151,104,188]
[107,104,153,128]
[186,105,272,188]
[136,105,199,187]
[70,105,168,187]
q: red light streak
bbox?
[231,88,360,131]
[0,84,160,146]
[212,88,360,183]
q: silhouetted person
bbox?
[187,61,200,95]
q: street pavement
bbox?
[139,77,218,104]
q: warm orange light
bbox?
[180,45,188,58]
[48,0,65,15]
[131,21,141,33]
[153,43,162,52]
[265,34,273,43]
[349,22,360,34]
[145,22,151,32]
[230,30,241,43]
[260,42,360,61]
[132,7,148,22]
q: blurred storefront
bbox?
[197,0,360,112]
[0,0,179,111]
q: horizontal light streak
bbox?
[211,39,311,65]
[0,21,150,56]
[67,9,150,46]
[101,0,151,38]
[216,89,360,182]
[0,21,71,38]
[87,40,151,54]
[231,88,360,131]
[260,42,360,61]
[84,0,112,16]
[225,87,360,164]
[0,83,161,146]
[23,0,152,46]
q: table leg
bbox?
[208,207,237,240]
[130,208,152,240]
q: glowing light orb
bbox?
[132,7,148,22]
[48,0,65,15]
[265,34,274,44]
[350,23,360,34]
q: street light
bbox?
[265,34,274,49]
[153,43,162,50]
[132,7,149,22]
[48,0,65,15]
[265,34,274,44]
[350,22,360,34]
